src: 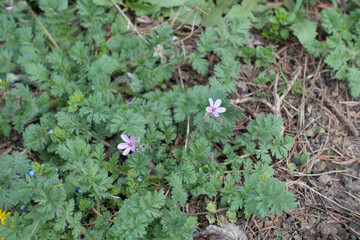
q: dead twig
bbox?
[278,166,349,177]
[292,181,360,216]
[274,66,302,116]
[231,97,275,113]
[308,205,360,228]
[323,96,359,136]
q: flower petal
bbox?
[130,136,136,143]
[209,98,214,108]
[121,134,130,143]
[117,143,129,150]
[130,145,136,151]
[214,99,222,108]
[216,107,226,113]
[126,72,134,78]
[213,112,219,117]
[123,147,131,156]
[206,107,212,113]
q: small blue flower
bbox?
[29,169,35,176]
[130,206,134,210]
[48,129,53,134]
[55,167,59,172]
[138,177,142,181]
[21,205,27,211]
[54,113,58,118]
[77,187,84,194]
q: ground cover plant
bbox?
[1,0,360,239]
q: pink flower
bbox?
[172,35,178,41]
[126,72,134,78]
[206,98,226,117]
[6,6,13,11]
[117,134,136,156]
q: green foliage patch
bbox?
[305,5,360,97]
[0,1,300,239]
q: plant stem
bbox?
[223,153,251,165]
[96,198,100,213]
[116,87,143,97]
[187,207,229,216]
[185,117,205,151]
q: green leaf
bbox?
[46,48,71,72]
[57,112,88,135]
[39,0,68,12]
[321,9,349,36]
[324,46,350,70]
[79,92,110,124]
[255,46,275,67]
[23,124,49,151]
[24,63,50,86]
[0,114,12,137]
[70,41,90,64]
[88,55,118,81]
[167,173,188,205]
[271,134,294,160]
[92,0,121,7]
[1,151,31,176]
[347,67,360,98]
[156,208,197,239]
[226,0,268,22]
[290,14,317,44]
[56,137,92,163]
[51,74,71,97]
[107,109,147,138]
[201,0,238,26]
[188,52,209,76]
[151,0,183,8]
[288,163,297,171]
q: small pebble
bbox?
[318,175,331,185]
[284,216,294,223]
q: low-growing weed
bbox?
[0,1,297,239]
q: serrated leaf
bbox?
[347,67,360,98]
[24,63,49,84]
[290,14,317,44]
[56,137,92,162]
[88,55,118,81]
[188,53,209,76]
[70,41,90,64]
[167,173,188,205]
[23,124,49,151]
[107,109,147,137]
